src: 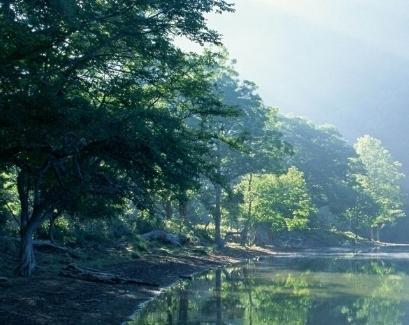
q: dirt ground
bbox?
[0,243,275,325]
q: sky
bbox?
[184,0,409,176]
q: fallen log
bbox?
[33,240,79,257]
[60,264,159,287]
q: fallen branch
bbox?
[32,239,80,258]
[60,264,159,287]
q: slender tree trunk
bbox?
[17,171,29,236]
[164,200,172,220]
[214,183,223,249]
[370,227,374,241]
[178,195,188,232]
[241,173,253,246]
[49,216,56,243]
[376,226,380,242]
[48,211,61,243]
[178,198,188,223]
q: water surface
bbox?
[129,248,409,324]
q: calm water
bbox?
[128,248,409,325]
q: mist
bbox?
[206,0,409,178]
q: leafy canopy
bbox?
[237,167,315,232]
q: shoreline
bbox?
[123,244,276,323]
[0,243,275,325]
[1,240,399,324]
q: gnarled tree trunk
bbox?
[16,225,36,277]
[16,209,50,277]
[15,169,51,277]
[16,170,36,276]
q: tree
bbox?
[280,117,356,225]
[189,52,287,247]
[352,135,406,240]
[237,167,315,235]
[0,0,234,276]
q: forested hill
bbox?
[0,1,407,281]
[295,96,409,196]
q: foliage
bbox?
[237,167,315,232]
[280,117,356,216]
[0,0,235,275]
[352,135,406,228]
[1,0,408,278]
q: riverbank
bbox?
[0,241,275,325]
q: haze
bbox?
[205,0,409,177]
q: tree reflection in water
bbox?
[128,253,409,325]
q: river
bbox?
[128,247,409,324]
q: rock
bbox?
[141,230,188,246]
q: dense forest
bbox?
[0,0,406,284]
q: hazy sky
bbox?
[178,0,409,174]
[189,0,409,148]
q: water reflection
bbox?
[128,249,409,325]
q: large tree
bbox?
[0,0,233,276]
[352,135,406,239]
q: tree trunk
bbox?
[376,226,380,242]
[16,170,36,276]
[370,227,374,241]
[164,200,172,220]
[16,226,36,277]
[15,160,54,277]
[48,211,60,243]
[241,173,253,246]
[214,183,223,249]
[16,210,49,277]
[49,217,55,243]
[178,198,188,223]
[17,171,29,237]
